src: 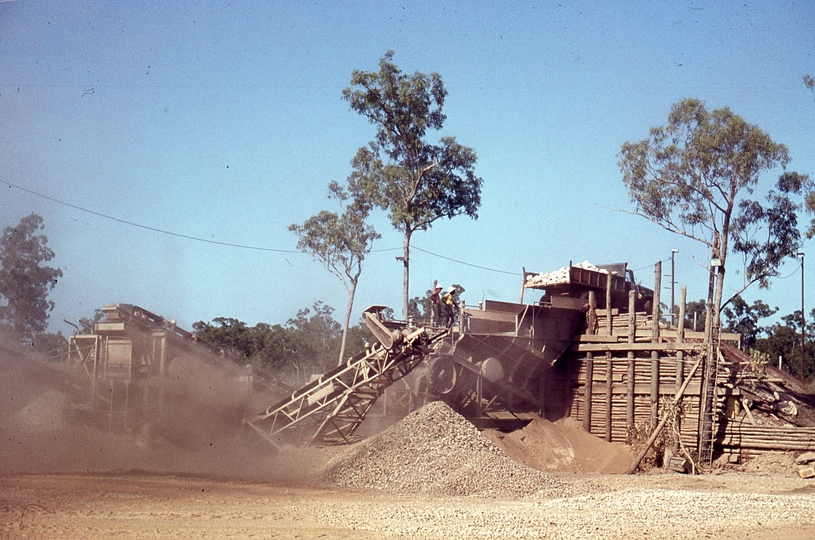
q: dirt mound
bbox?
[317,401,570,499]
[739,451,797,474]
[483,415,635,474]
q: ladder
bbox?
[697,335,722,467]
[246,311,446,449]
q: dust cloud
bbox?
[0,336,323,484]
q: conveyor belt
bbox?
[246,309,446,448]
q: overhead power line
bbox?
[412,246,521,276]
[3,181,300,253]
[4,181,522,275]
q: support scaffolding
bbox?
[246,312,446,449]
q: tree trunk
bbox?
[402,229,413,320]
[699,228,728,463]
[338,280,357,366]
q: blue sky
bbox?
[1,0,814,334]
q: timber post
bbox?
[673,286,687,452]
[606,352,613,441]
[651,261,662,429]
[584,352,594,433]
[627,290,636,439]
[605,272,613,335]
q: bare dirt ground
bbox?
[3,413,815,540]
[2,468,815,539]
[3,354,815,539]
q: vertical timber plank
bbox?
[673,286,687,451]
[606,272,613,335]
[627,290,636,439]
[651,261,662,429]
[584,352,594,433]
[606,352,613,441]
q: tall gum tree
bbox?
[619,98,811,457]
[0,214,63,341]
[289,191,379,365]
[619,98,809,332]
[341,51,483,318]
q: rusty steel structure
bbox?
[425,300,583,422]
[245,306,447,448]
[66,303,272,431]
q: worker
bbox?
[430,283,443,325]
[442,286,457,328]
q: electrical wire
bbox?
[412,246,521,276]
[4,181,302,253]
[3,181,519,276]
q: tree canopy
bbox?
[289,189,379,365]
[753,309,815,381]
[0,214,63,340]
[193,302,371,384]
[722,295,778,349]
[619,98,809,331]
[341,51,483,318]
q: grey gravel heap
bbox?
[317,400,569,499]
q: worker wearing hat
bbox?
[442,286,457,328]
[430,283,443,326]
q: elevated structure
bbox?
[66,304,276,431]
[426,300,584,420]
[246,306,447,448]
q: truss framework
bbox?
[246,326,446,449]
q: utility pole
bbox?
[671,249,678,326]
[799,252,806,380]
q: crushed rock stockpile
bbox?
[316,401,570,499]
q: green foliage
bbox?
[750,307,815,380]
[748,348,771,369]
[619,99,806,299]
[754,321,802,375]
[732,171,811,287]
[193,302,369,384]
[289,192,380,365]
[289,205,379,289]
[341,51,483,317]
[683,299,707,332]
[409,294,427,320]
[284,302,342,376]
[722,295,778,349]
[0,214,63,340]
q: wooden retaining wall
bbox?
[542,295,709,453]
[559,349,704,447]
[717,423,815,458]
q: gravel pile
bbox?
[316,401,569,499]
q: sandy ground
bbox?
[3,354,815,539]
[2,469,815,539]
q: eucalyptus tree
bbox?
[341,51,483,318]
[290,194,379,365]
[619,98,808,334]
[619,98,810,457]
[0,214,63,340]
[722,295,777,349]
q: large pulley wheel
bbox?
[428,355,458,395]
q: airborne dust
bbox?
[0,334,323,483]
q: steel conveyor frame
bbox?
[246,322,446,449]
